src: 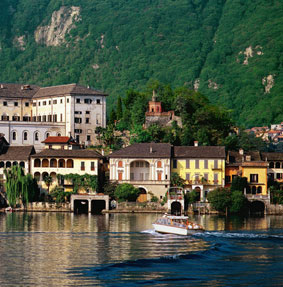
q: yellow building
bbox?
[30,137,103,193]
[225,150,268,196]
[172,145,226,201]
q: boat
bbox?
[153,214,204,235]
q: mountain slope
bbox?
[0,0,282,127]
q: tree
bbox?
[230,191,249,213]
[4,165,39,207]
[116,96,123,120]
[207,187,231,213]
[230,176,248,192]
[43,175,52,194]
[114,183,140,202]
[170,172,185,188]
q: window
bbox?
[86,118,90,124]
[214,173,218,184]
[53,114,57,122]
[49,100,51,105]
[32,116,36,122]
[173,159,177,169]
[23,132,28,141]
[118,161,123,167]
[276,173,283,180]
[91,162,95,171]
[214,160,218,169]
[225,175,231,183]
[76,98,80,104]
[87,135,91,141]
[48,115,52,122]
[75,111,82,114]
[96,99,101,104]
[157,161,162,168]
[81,162,85,171]
[84,99,92,104]
[60,114,63,122]
[37,116,41,122]
[14,102,18,107]
[38,102,41,106]
[33,102,36,107]
[130,173,134,180]
[42,115,46,122]
[76,135,80,142]
[157,172,162,181]
[43,101,46,106]
[204,160,208,169]
[250,174,258,183]
[46,133,50,139]
[34,132,39,141]
[49,145,52,149]
[204,173,209,181]
[25,102,29,107]
[53,100,57,104]
[67,98,69,103]
[75,117,82,123]
[3,101,7,106]
[86,111,90,114]
[118,172,123,181]
[186,159,190,169]
[60,99,63,104]
[195,160,199,169]
[2,114,9,121]
[186,173,190,180]
[12,131,16,141]
[74,129,82,133]
[275,162,281,169]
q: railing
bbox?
[187,180,220,185]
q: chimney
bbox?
[152,90,157,102]
[0,84,3,89]
[150,144,153,153]
[194,141,198,147]
[239,148,244,155]
[246,155,251,162]
[101,149,105,156]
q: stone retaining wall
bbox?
[26,202,71,212]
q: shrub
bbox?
[207,187,231,213]
[114,183,140,202]
[230,190,249,213]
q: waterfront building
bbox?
[109,143,172,201]
[30,148,103,193]
[172,142,226,201]
[0,83,107,150]
[0,134,35,183]
[261,152,283,190]
[225,149,268,196]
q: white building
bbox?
[109,143,172,201]
[0,83,107,150]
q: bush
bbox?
[114,183,140,202]
[207,187,231,213]
[270,189,283,204]
[185,190,198,204]
[230,176,248,192]
[230,190,249,213]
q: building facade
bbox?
[0,83,107,150]
[172,144,226,201]
[109,143,172,201]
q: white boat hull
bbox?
[153,223,189,236]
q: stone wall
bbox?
[266,204,283,214]
[26,202,71,212]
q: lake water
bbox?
[0,212,283,286]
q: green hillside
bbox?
[0,0,282,127]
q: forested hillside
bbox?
[0,0,282,126]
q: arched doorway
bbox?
[137,187,147,202]
[194,187,201,202]
[171,201,182,215]
[74,200,88,214]
[91,200,106,214]
[249,201,265,215]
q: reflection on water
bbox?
[0,213,283,286]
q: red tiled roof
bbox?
[42,136,71,144]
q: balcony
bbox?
[187,179,220,185]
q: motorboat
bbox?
[153,214,204,235]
